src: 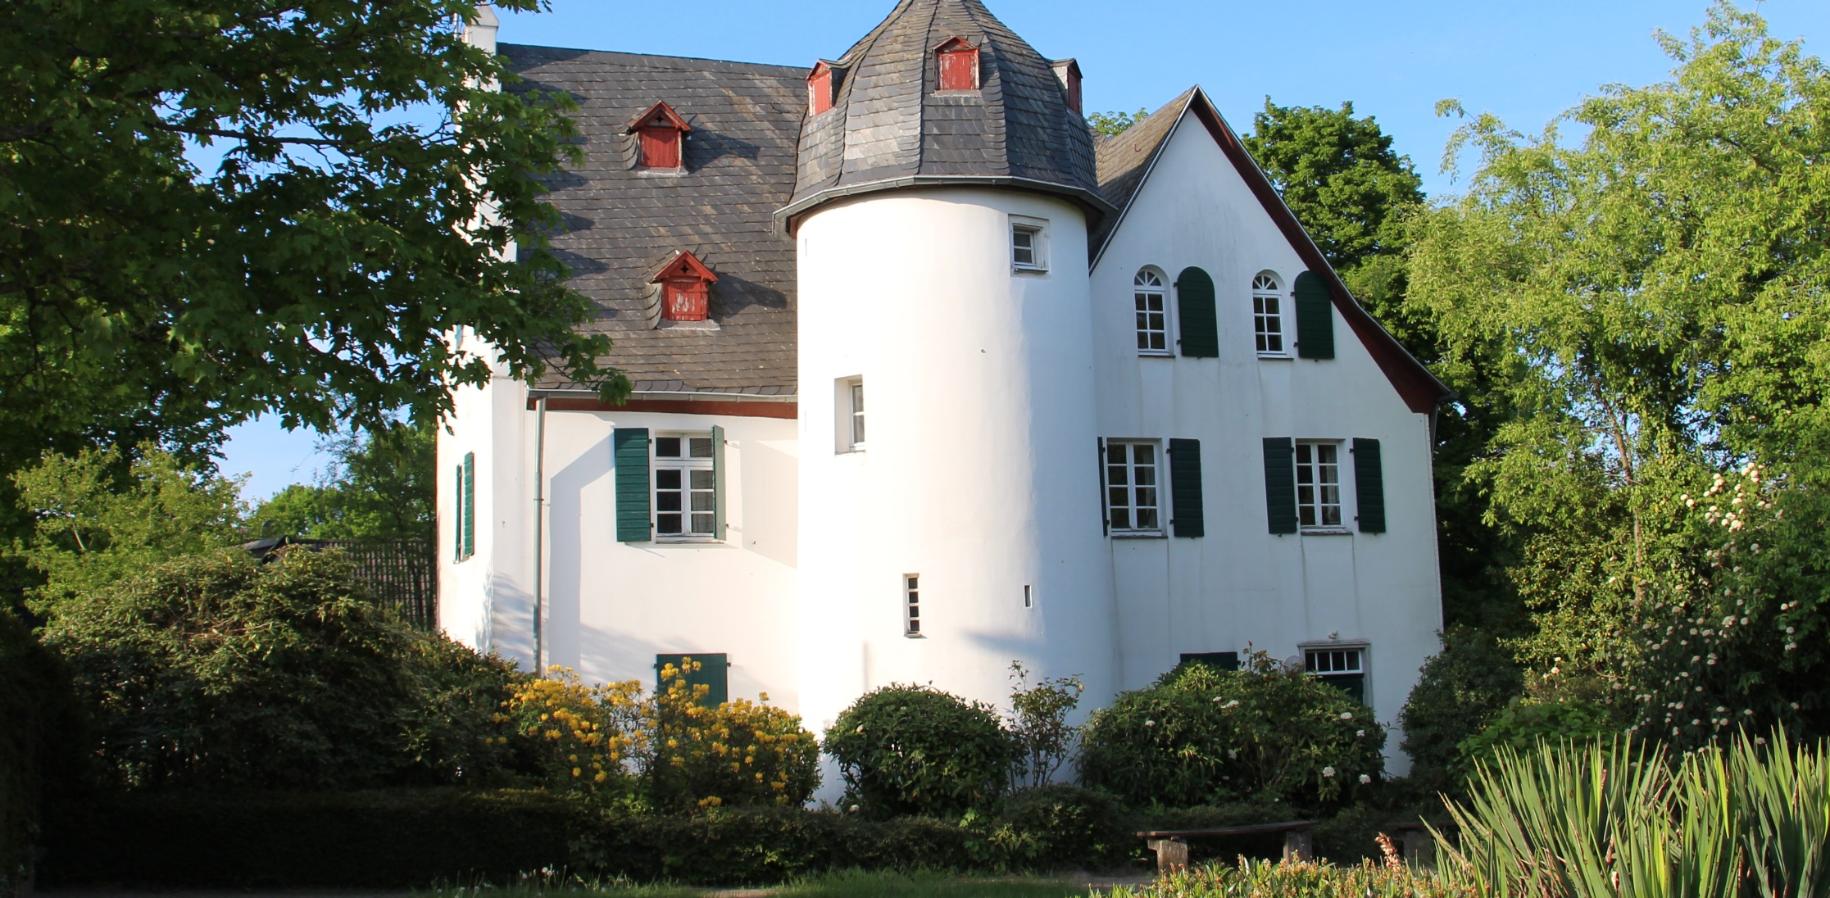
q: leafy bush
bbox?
[1454,696,1613,778]
[649,657,820,810]
[1398,625,1522,793]
[397,628,526,785]
[1106,859,1476,898]
[1005,661,1084,789]
[987,784,1132,870]
[824,684,1017,817]
[43,549,520,789]
[40,788,581,889]
[1079,652,1384,808]
[1439,730,1829,897]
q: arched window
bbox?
[1134,268,1169,355]
[1252,271,1286,356]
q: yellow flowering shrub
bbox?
[502,667,649,802]
[649,658,821,810]
[504,660,819,811]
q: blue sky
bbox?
[218,0,1829,500]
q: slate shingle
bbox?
[502,44,805,396]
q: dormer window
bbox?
[626,101,691,171]
[808,61,838,116]
[935,37,980,92]
[650,250,718,322]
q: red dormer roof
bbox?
[625,100,692,134]
[649,249,719,285]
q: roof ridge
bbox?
[498,42,807,75]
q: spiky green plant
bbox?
[1434,730,1829,897]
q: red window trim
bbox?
[934,37,979,92]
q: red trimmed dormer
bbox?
[808,61,838,116]
[934,37,979,92]
[652,250,719,322]
[627,101,691,170]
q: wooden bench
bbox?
[1136,820,1317,874]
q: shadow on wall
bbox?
[487,569,536,671]
[545,420,612,671]
[741,436,798,569]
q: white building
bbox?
[440,0,1450,778]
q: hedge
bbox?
[43,790,1031,888]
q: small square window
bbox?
[1011,217,1048,272]
[836,376,865,453]
[1304,645,1368,705]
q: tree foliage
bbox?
[1087,107,1151,138]
[1408,2,1830,732]
[7,446,244,615]
[247,417,437,541]
[0,0,623,520]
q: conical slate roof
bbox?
[780,0,1112,226]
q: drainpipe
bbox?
[533,395,548,673]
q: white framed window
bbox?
[1252,272,1287,356]
[837,376,865,453]
[1304,644,1368,705]
[1011,216,1048,272]
[904,574,922,636]
[1295,440,1344,530]
[1134,268,1169,355]
[1104,440,1163,534]
[653,432,718,539]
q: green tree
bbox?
[0,0,624,559]
[7,447,245,615]
[1407,3,1830,724]
[1087,107,1150,138]
[247,417,436,541]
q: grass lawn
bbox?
[427,870,1110,898]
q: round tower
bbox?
[786,0,1119,745]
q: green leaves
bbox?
[0,0,622,486]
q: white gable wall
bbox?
[1090,111,1443,769]
[438,341,533,660]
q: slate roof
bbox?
[501,44,804,396]
[782,0,1112,225]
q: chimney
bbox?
[464,3,501,55]
[1051,59,1083,115]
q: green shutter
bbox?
[1168,438,1205,538]
[453,464,464,561]
[1262,437,1297,535]
[655,653,729,707]
[1353,438,1386,534]
[711,425,727,541]
[614,428,652,543]
[1175,266,1219,358]
[1294,271,1335,360]
[1097,438,1109,535]
[461,452,476,559]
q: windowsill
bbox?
[1138,350,1173,359]
[1257,352,1294,361]
[653,537,728,547]
[1301,528,1353,537]
[635,167,687,177]
[1110,530,1167,540]
[904,632,925,639]
[659,318,720,332]
[1013,266,1049,276]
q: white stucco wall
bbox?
[1088,110,1443,770]
[794,188,1121,739]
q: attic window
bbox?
[808,62,837,116]
[626,101,691,171]
[935,37,979,92]
[1051,59,1083,115]
[651,250,719,322]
